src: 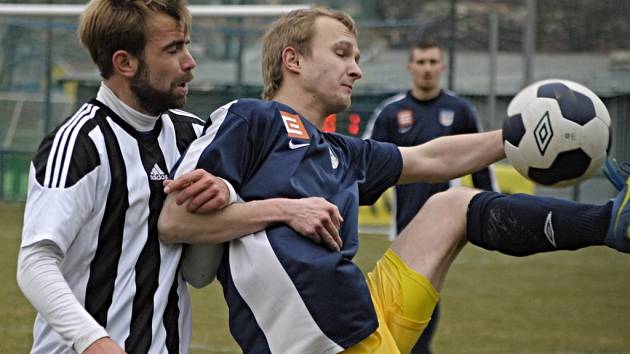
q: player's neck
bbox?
[98,82,160,132]
[104,77,154,116]
[411,86,441,101]
[273,91,325,129]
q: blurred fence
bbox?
[1,8,629,202]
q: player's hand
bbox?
[282,197,344,252]
[82,337,126,354]
[163,169,230,213]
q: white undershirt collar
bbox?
[96,82,160,132]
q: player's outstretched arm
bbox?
[397,130,505,184]
[158,195,343,251]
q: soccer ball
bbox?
[503,79,611,187]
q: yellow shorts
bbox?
[343,249,439,354]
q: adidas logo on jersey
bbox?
[149,163,168,181]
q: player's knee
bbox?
[423,187,480,218]
[398,188,476,251]
[419,187,480,246]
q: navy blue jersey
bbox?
[174,99,403,353]
[364,90,497,232]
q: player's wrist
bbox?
[218,177,238,206]
[73,324,109,354]
[268,198,295,224]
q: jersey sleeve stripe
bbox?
[44,103,90,187]
[49,104,94,187]
[58,106,99,188]
[45,104,99,188]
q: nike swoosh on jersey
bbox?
[289,140,310,149]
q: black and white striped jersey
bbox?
[21,99,204,354]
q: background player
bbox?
[363,38,498,354]
[365,38,497,233]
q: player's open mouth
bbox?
[177,75,193,89]
[176,82,189,95]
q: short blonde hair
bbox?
[78,0,191,79]
[261,7,357,100]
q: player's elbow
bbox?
[16,259,36,299]
[16,241,63,298]
[16,244,39,294]
[16,254,29,295]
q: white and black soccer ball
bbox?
[503,79,611,187]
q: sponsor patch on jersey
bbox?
[397,110,414,133]
[439,109,455,127]
[281,111,309,140]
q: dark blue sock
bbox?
[467,191,612,256]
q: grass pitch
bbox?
[2,202,630,353]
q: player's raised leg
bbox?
[392,187,479,289]
[464,157,630,255]
[371,187,479,353]
[379,176,626,351]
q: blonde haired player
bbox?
[160,7,500,353]
[160,6,630,354]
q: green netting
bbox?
[0,151,31,201]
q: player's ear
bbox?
[282,47,302,74]
[112,50,138,78]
